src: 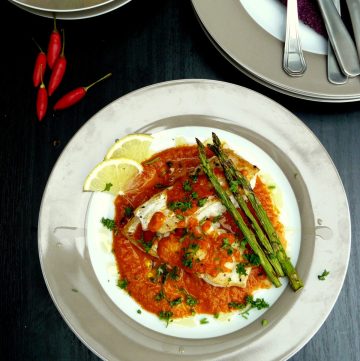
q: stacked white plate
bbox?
[191,0,360,102]
[9,0,131,19]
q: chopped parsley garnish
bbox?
[213,313,220,319]
[221,238,233,255]
[186,295,197,307]
[101,217,116,231]
[168,266,180,281]
[190,169,200,183]
[159,311,173,327]
[318,269,330,280]
[268,185,276,190]
[102,183,113,192]
[182,243,200,268]
[176,214,185,221]
[212,215,222,223]
[228,301,246,310]
[261,319,269,327]
[137,309,142,314]
[124,206,133,217]
[138,237,153,253]
[169,297,182,307]
[236,263,248,276]
[154,290,165,301]
[239,238,248,250]
[246,296,269,310]
[197,198,207,207]
[183,180,192,192]
[191,191,198,199]
[168,200,192,212]
[117,278,128,289]
[200,318,209,324]
[244,253,261,266]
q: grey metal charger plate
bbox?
[9,0,131,19]
[38,79,350,361]
[191,0,360,102]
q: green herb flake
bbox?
[183,180,192,192]
[117,278,128,289]
[244,253,261,266]
[213,313,220,319]
[176,214,185,221]
[155,290,165,301]
[101,217,116,231]
[212,215,222,223]
[71,288,78,293]
[191,191,198,199]
[168,200,192,212]
[137,309,142,314]
[246,296,269,310]
[169,266,180,281]
[124,206,133,217]
[318,269,330,281]
[228,301,246,310]
[169,297,182,307]
[268,185,276,190]
[261,319,269,327]
[200,318,209,325]
[197,198,207,207]
[236,263,248,276]
[159,311,173,327]
[186,295,198,307]
[102,183,113,192]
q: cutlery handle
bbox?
[283,0,307,76]
[317,0,360,77]
[328,0,348,84]
[346,0,360,55]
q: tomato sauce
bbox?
[113,145,285,319]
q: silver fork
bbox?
[283,0,307,76]
[328,0,348,84]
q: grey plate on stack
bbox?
[191,0,360,102]
[9,0,131,19]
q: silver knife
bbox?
[317,0,360,77]
[346,0,360,56]
[328,0,348,84]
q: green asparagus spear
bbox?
[196,138,281,288]
[208,143,284,277]
[211,132,303,292]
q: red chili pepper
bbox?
[48,29,66,96]
[53,73,112,110]
[32,38,47,87]
[36,65,48,121]
[47,14,61,69]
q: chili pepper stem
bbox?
[60,29,65,57]
[53,13,57,32]
[32,37,44,53]
[84,73,112,92]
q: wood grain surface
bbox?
[0,0,359,360]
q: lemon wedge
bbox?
[83,158,143,195]
[104,133,154,163]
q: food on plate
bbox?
[85,132,302,324]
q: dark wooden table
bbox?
[1,0,359,360]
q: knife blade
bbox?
[346,0,360,56]
[317,0,360,77]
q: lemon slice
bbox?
[104,133,154,163]
[83,158,143,195]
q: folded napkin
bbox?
[281,0,327,37]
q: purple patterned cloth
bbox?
[281,0,327,37]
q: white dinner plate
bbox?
[38,79,351,361]
[191,0,360,102]
[85,126,302,339]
